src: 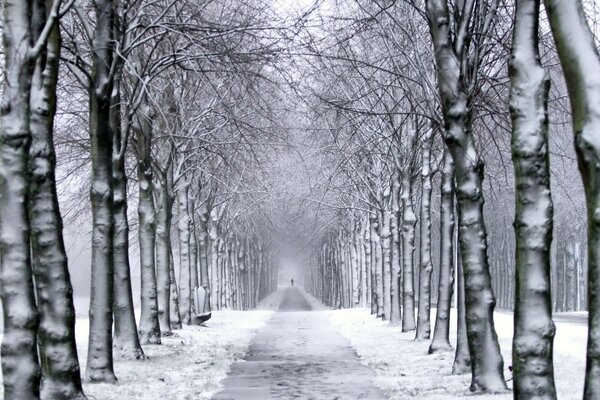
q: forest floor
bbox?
[0,289,589,399]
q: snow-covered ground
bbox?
[0,288,589,399]
[0,291,283,399]
[326,306,587,399]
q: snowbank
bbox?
[327,308,587,400]
[0,306,276,399]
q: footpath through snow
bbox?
[212,287,385,400]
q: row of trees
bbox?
[0,0,284,398]
[300,0,600,398]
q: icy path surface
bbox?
[212,288,386,400]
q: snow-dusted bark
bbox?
[416,129,434,341]
[430,151,455,353]
[400,163,417,332]
[190,199,199,291]
[381,209,393,320]
[28,7,87,397]
[390,172,402,326]
[177,183,192,323]
[543,1,600,397]
[209,208,220,309]
[359,218,369,308]
[86,0,117,383]
[198,206,210,290]
[135,107,161,344]
[29,10,85,399]
[364,217,374,313]
[452,246,471,374]
[510,1,556,398]
[0,2,41,398]
[169,247,182,330]
[425,0,506,391]
[154,160,174,335]
[370,212,384,317]
[351,222,360,306]
[111,82,145,360]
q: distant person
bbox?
[291,278,294,287]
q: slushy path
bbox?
[212,288,385,399]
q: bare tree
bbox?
[424,0,507,392]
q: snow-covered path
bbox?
[212,288,386,400]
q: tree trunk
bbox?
[390,172,402,326]
[85,0,117,383]
[111,83,145,359]
[425,0,507,391]
[28,7,87,398]
[154,163,174,335]
[452,242,471,374]
[381,209,392,320]
[209,209,220,309]
[371,213,384,317]
[510,2,557,397]
[401,165,417,332]
[198,206,210,290]
[430,151,455,353]
[543,2,600,396]
[136,107,161,344]
[177,184,192,323]
[169,246,182,330]
[1,2,43,397]
[416,129,434,340]
[190,199,199,291]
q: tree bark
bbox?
[154,159,174,335]
[1,1,42,397]
[430,151,455,353]
[390,172,402,326]
[401,163,417,332]
[190,199,199,291]
[198,206,210,290]
[177,183,192,323]
[510,1,557,397]
[28,5,88,397]
[425,0,507,391]
[136,107,161,344]
[112,82,145,360]
[381,209,392,320]
[416,129,434,340]
[452,243,471,374]
[371,212,384,317]
[85,0,117,383]
[543,1,600,397]
[169,245,182,330]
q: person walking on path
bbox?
[291,278,294,287]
